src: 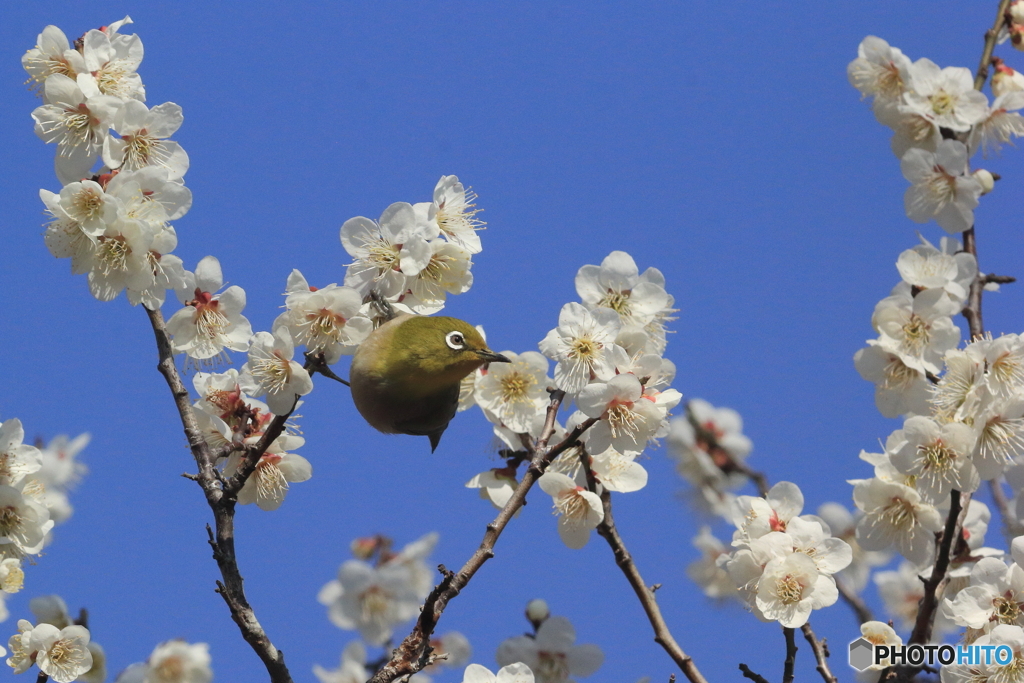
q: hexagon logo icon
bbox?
[849,638,874,671]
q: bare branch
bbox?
[783,627,797,683]
[739,664,771,683]
[836,578,874,624]
[145,306,292,683]
[801,623,838,683]
[367,393,597,683]
[575,448,708,683]
[974,0,1013,90]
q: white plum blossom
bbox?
[578,373,681,455]
[402,239,474,313]
[31,74,123,185]
[341,202,439,298]
[0,559,24,595]
[847,36,912,104]
[143,640,213,683]
[902,59,989,132]
[103,101,188,178]
[943,557,1024,632]
[756,552,838,628]
[239,329,313,415]
[55,179,119,236]
[417,175,485,254]
[496,615,602,683]
[313,641,367,683]
[816,502,891,592]
[854,345,932,417]
[0,420,42,488]
[968,91,1024,156]
[590,448,648,493]
[872,287,961,375]
[575,252,672,337]
[274,270,372,363]
[223,439,311,511]
[459,663,534,683]
[0,485,54,559]
[853,477,943,565]
[687,527,738,600]
[732,481,804,548]
[167,256,253,365]
[465,467,518,510]
[538,472,604,549]
[30,623,93,683]
[76,23,145,101]
[539,303,621,394]
[859,621,904,670]
[317,559,422,645]
[901,139,983,234]
[889,415,979,500]
[475,351,550,433]
[22,25,84,93]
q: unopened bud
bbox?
[992,57,1024,97]
[350,536,378,560]
[1011,0,1024,26]
[525,598,550,627]
[1013,535,1024,568]
[974,169,995,195]
[1011,24,1024,51]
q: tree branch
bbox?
[783,627,797,683]
[973,0,1012,91]
[367,392,597,683]
[739,664,771,683]
[836,578,874,624]
[800,623,838,683]
[145,306,292,683]
[576,450,708,683]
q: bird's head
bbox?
[387,315,511,393]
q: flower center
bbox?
[598,289,632,317]
[535,651,570,683]
[775,574,804,605]
[995,595,1022,624]
[155,655,185,681]
[880,497,916,531]
[883,357,918,391]
[499,369,535,404]
[918,440,955,473]
[930,89,956,116]
[194,302,228,340]
[901,314,931,354]
[606,402,640,439]
[97,235,130,275]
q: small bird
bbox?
[350,314,511,452]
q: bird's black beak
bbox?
[476,349,511,364]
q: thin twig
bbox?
[908,491,964,647]
[145,306,292,683]
[577,450,708,683]
[836,578,874,624]
[739,664,771,683]
[367,394,599,683]
[801,623,838,683]
[783,627,797,683]
[974,0,1012,90]
[36,673,48,683]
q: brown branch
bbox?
[800,623,838,683]
[984,273,1016,284]
[783,627,797,683]
[576,450,708,683]
[907,491,965,652]
[836,578,874,624]
[739,664,771,683]
[974,0,1013,90]
[36,672,48,683]
[145,306,292,683]
[367,393,598,683]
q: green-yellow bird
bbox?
[350,314,511,452]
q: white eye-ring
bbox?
[446,331,465,350]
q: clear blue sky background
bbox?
[3,2,1024,682]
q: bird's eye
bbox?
[445,331,465,350]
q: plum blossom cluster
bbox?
[27,18,193,308]
[112,639,212,683]
[716,482,853,628]
[340,176,483,319]
[462,252,680,549]
[849,244,1024,574]
[191,368,311,510]
[848,35,1024,233]
[6,595,109,683]
[0,418,90,618]
[317,532,446,659]
[494,600,602,683]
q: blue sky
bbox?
[3,2,1024,682]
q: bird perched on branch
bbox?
[350,314,510,452]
